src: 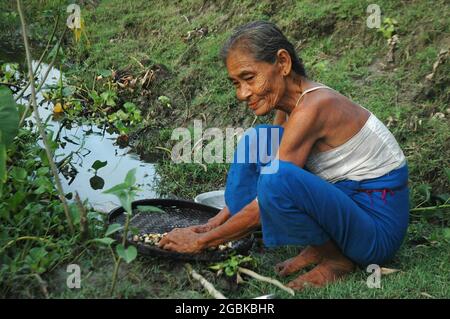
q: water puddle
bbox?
[2,51,158,213]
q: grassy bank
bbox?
[0,0,449,298]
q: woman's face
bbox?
[226,48,286,116]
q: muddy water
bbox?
[2,51,158,213]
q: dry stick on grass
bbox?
[238,267,295,296]
[17,0,74,234]
[185,264,227,299]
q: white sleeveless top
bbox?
[295,86,406,183]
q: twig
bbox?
[410,204,450,212]
[75,192,89,241]
[110,258,122,296]
[154,146,172,156]
[185,264,227,299]
[14,15,60,102]
[251,115,258,127]
[18,27,67,126]
[238,267,295,296]
[17,0,74,234]
[130,56,146,70]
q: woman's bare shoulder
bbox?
[289,90,338,126]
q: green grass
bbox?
[33,220,448,299]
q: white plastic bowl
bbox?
[194,190,225,209]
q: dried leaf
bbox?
[380,267,400,275]
[420,292,435,299]
[236,272,244,284]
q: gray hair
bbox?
[220,21,306,76]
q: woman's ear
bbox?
[276,49,292,76]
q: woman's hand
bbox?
[186,223,213,233]
[158,228,205,253]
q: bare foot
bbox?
[275,246,322,277]
[286,258,355,290]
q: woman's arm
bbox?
[158,200,260,253]
[197,199,259,248]
[277,104,325,167]
[187,206,231,233]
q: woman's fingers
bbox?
[158,228,181,247]
[158,235,172,247]
[158,227,202,252]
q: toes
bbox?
[274,263,286,275]
[286,279,307,291]
[275,262,293,277]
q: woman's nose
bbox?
[237,83,252,101]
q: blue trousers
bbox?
[225,125,409,266]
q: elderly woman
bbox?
[159,21,409,290]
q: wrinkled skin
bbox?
[226,47,299,117]
[158,228,204,254]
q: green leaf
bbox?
[225,266,235,277]
[209,264,223,271]
[93,237,116,245]
[69,204,81,225]
[435,193,449,204]
[91,160,108,171]
[98,69,112,77]
[28,247,48,261]
[116,244,137,263]
[10,166,27,181]
[105,223,123,237]
[125,168,137,186]
[158,95,171,106]
[443,228,450,240]
[0,87,19,147]
[115,110,129,121]
[117,191,132,214]
[39,148,49,166]
[0,144,6,183]
[7,190,26,211]
[36,167,50,176]
[136,205,165,213]
[417,184,432,203]
[89,175,105,190]
[103,182,128,195]
[123,102,136,112]
[100,91,117,107]
[444,168,450,183]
